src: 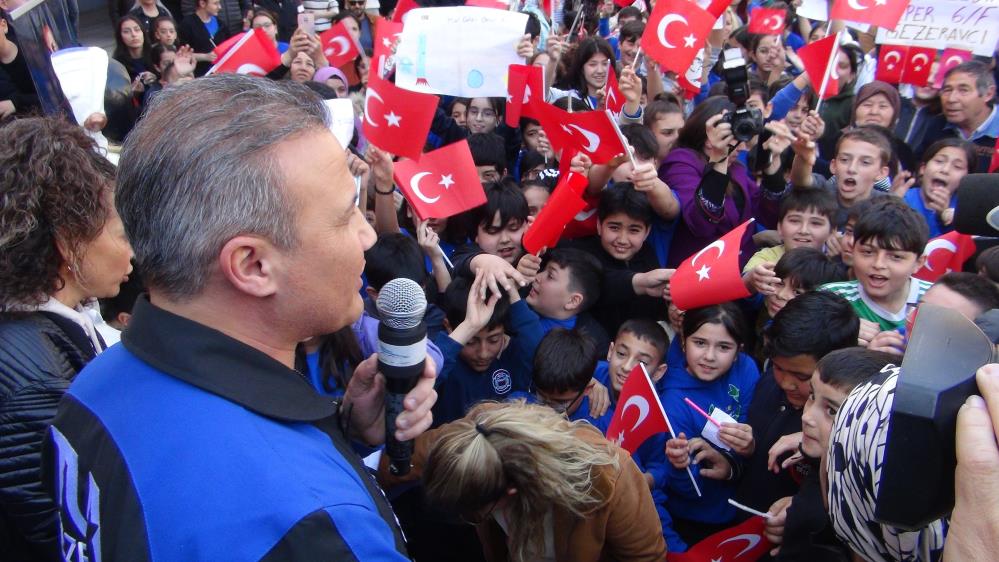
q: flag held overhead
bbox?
[393,140,486,221]
[362,72,438,160]
[670,219,754,310]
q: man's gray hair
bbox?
[944,60,996,98]
[116,74,329,298]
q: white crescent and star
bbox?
[717,534,762,557]
[523,84,532,104]
[911,52,930,71]
[409,172,439,204]
[438,174,454,189]
[690,240,725,281]
[944,55,965,68]
[846,0,868,10]
[568,125,601,153]
[236,63,267,76]
[762,15,783,32]
[325,36,350,58]
[922,239,958,272]
[622,396,650,431]
[385,111,402,127]
[364,88,384,128]
[657,14,688,49]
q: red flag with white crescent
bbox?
[506,64,545,127]
[797,33,840,100]
[371,20,403,81]
[606,364,671,454]
[670,219,753,310]
[206,28,281,77]
[362,72,438,160]
[393,140,486,221]
[875,44,909,84]
[522,172,589,254]
[932,48,973,89]
[913,230,976,282]
[748,7,786,34]
[605,66,626,114]
[320,21,361,67]
[641,0,715,76]
[829,0,910,30]
[667,516,774,561]
[899,46,936,87]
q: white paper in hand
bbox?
[700,406,737,451]
[394,6,528,97]
[323,98,356,150]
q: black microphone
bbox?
[954,174,999,236]
[376,278,428,476]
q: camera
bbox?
[720,49,764,143]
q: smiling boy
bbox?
[821,197,930,332]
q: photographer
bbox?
[658,95,795,268]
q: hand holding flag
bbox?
[797,32,841,102]
[206,28,281,77]
[667,515,774,561]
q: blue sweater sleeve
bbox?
[505,300,545,389]
[431,333,463,388]
[768,81,803,122]
[637,432,669,490]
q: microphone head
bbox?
[954,174,999,236]
[376,278,427,330]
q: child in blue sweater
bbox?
[431,272,544,426]
[660,303,761,546]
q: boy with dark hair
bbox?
[822,197,931,335]
[431,273,544,425]
[467,132,508,184]
[526,247,611,354]
[768,348,900,561]
[728,292,860,519]
[618,20,645,70]
[764,247,845,320]
[460,181,530,266]
[590,318,686,552]
[791,123,893,228]
[743,188,838,295]
[566,182,674,336]
[977,245,999,284]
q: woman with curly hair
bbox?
[0,116,133,560]
[382,401,666,561]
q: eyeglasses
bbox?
[534,388,585,415]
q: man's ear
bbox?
[218,235,279,298]
[607,341,616,362]
[116,312,133,327]
[912,253,927,274]
[365,286,379,302]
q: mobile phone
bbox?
[298,12,315,36]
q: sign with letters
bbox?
[394,7,528,97]
[875,0,999,56]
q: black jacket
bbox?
[178,14,232,76]
[0,312,96,562]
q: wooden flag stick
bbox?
[814,31,841,114]
[606,109,639,168]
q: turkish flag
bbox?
[362,73,438,160]
[207,28,281,77]
[748,7,786,34]
[531,101,575,156]
[393,140,486,221]
[670,219,753,310]
[913,231,977,282]
[875,44,909,84]
[668,516,774,562]
[506,64,544,127]
[642,0,715,76]
[829,0,910,30]
[522,172,589,254]
[606,364,672,454]
[678,46,705,99]
[561,110,629,164]
[797,33,840,99]
[605,66,626,114]
[319,21,361,67]
[391,0,417,22]
[933,48,973,89]
[371,20,403,81]
[899,47,936,87]
[212,31,243,58]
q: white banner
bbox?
[395,7,529,97]
[875,0,999,56]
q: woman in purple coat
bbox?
[659,96,792,268]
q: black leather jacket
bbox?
[0,312,96,562]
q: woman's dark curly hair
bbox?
[0,117,116,311]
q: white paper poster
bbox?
[394,6,529,97]
[700,406,738,451]
[875,0,999,56]
[323,98,356,151]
